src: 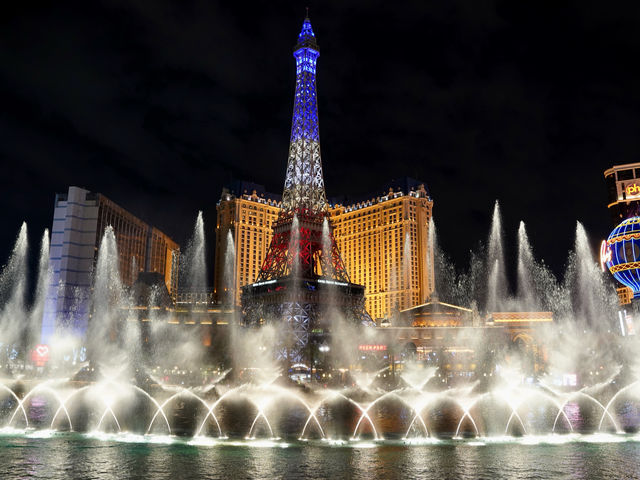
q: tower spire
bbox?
[281,16,326,214]
[241,17,372,363]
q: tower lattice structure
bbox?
[242,16,371,363]
[257,17,349,284]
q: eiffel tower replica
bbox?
[241,15,372,363]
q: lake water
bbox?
[1,431,640,479]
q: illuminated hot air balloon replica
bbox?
[603,216,640,298]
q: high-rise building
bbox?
[215,178,434,320]
[42,186,179,343]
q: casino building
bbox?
[330,179,434,320]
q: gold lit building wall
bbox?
[214,189,280,305]
[147,227,180,296]
[329,185,434,320]
[215,184,434,319]
[96,195,148,287]
[95,195,179,295]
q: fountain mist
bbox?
[181,211,207,292]
[28,229,51,346]
[224,230,236,307]
[486,201,508,312]
[0,223,28,351]
[0,206,637,444]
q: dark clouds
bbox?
[1,0,640,285]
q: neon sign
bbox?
[31,344,50,367]
[627,183,640,196]
[600,240,612,272]
[358,344,387,352]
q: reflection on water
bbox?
[1,433,640,479]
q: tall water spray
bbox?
[28,229,51,346]
[87,226,128,364]
[517,222,536,310]
[181,211,207,293]
[431,218,457,303]
[145,213,208,368]
[321,218,332,276]
[568,222,617,328]
[403,231,412,307]
[516,223,565,315]
[289,215,300,279]
[226,228,242,371]
[431,218,479,307]
[486,201,508,312]
[321,217,337,295]
[0,223,28,349]
[131,256,139,285]
[224,230,236,307]
[427,217,436,297]
[321,217,339,327]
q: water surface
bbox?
[1,432,640,479]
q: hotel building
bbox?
[42,186,179,343]
[214,178,434,320]
[330,179,434,320]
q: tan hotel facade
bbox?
[214,180,434,321]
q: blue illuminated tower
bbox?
[281,16,326,214]
[241,16,371,364]
[256,16,348,282]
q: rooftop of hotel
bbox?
[218,176,431,211]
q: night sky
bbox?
[2,1,640,285]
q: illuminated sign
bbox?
[358,344,387,352]
[30,344,50,367]
[600,240,612,272]
[318,279,348,287]
[627,183,640,197]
